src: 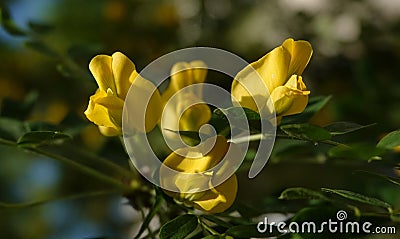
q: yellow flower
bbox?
[160,61,211,135]
[84,52,162,136]
[160,136,238,213]
[231,38,313,123]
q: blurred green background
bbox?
[1,0,400,238]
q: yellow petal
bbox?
[84,91,121,132]
[125,74,162,132]
[95,94,125,127]
[270,76,310,117]
[89,55,116,93]
[251,46,291,92]
[111,52,135,99]
[170,62,192,92]
[193,174,237,213]
[179,103,211,132]
[282,38,313,76]
[190,60,207,84]
[98,126,120,136]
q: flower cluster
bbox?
[84,38,313,213]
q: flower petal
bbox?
[125,74,162,132]
[250,46,291,92]
[89,55,116,93]
[193,174,237,213]
[282,38,313,76]
[111,52,136,99]
[84,91,121,131]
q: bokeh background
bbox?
[1,0,400,238]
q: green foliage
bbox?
[280,123,332,142]
[377,130,400,150]
[159,214,199,239]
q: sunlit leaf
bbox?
[280,123,332,142]
[322,188,392,211]
[159,214,198,239]
[17,131,72,148]
[324,122,375,135]
[377,130,400,150]
[279,187,329,201]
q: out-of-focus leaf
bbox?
[281,95,332,124]
[377,130,400,150]
[17,131,72,148]
[0,6,26,36]
[25,40,58,57]
[159,214,198,239]
[324,122,375,135]
[1,91,38,119]
[322,188,392,211]
[0,118,27,141]
[225,224,281,238]
[28,21,53,34]
[328,144,385,161]
[279,187,329,201]
[355,171,400,188]
[280,124,332,142]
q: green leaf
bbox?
[25,40,58,57]
[324,122,375,135]
[321,188,392,211]
[17,131,72,148]
[328,144,386,161]
[280,123,332,142]
[225,224,281,238]
[0,6,26,36]
[279,187,329,201]
[377,130,400,150]
[159,214,199,239]
[281,95,332,124]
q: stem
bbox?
[276,134,348,147]
[32,147,133,192]
[0,189,121,209]
[0,138,133,192]
[199,218,220,235]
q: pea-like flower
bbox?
[231,38,313,123]
[160,61,211,137]
[160,136,238,213]
[84,52,161,136]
